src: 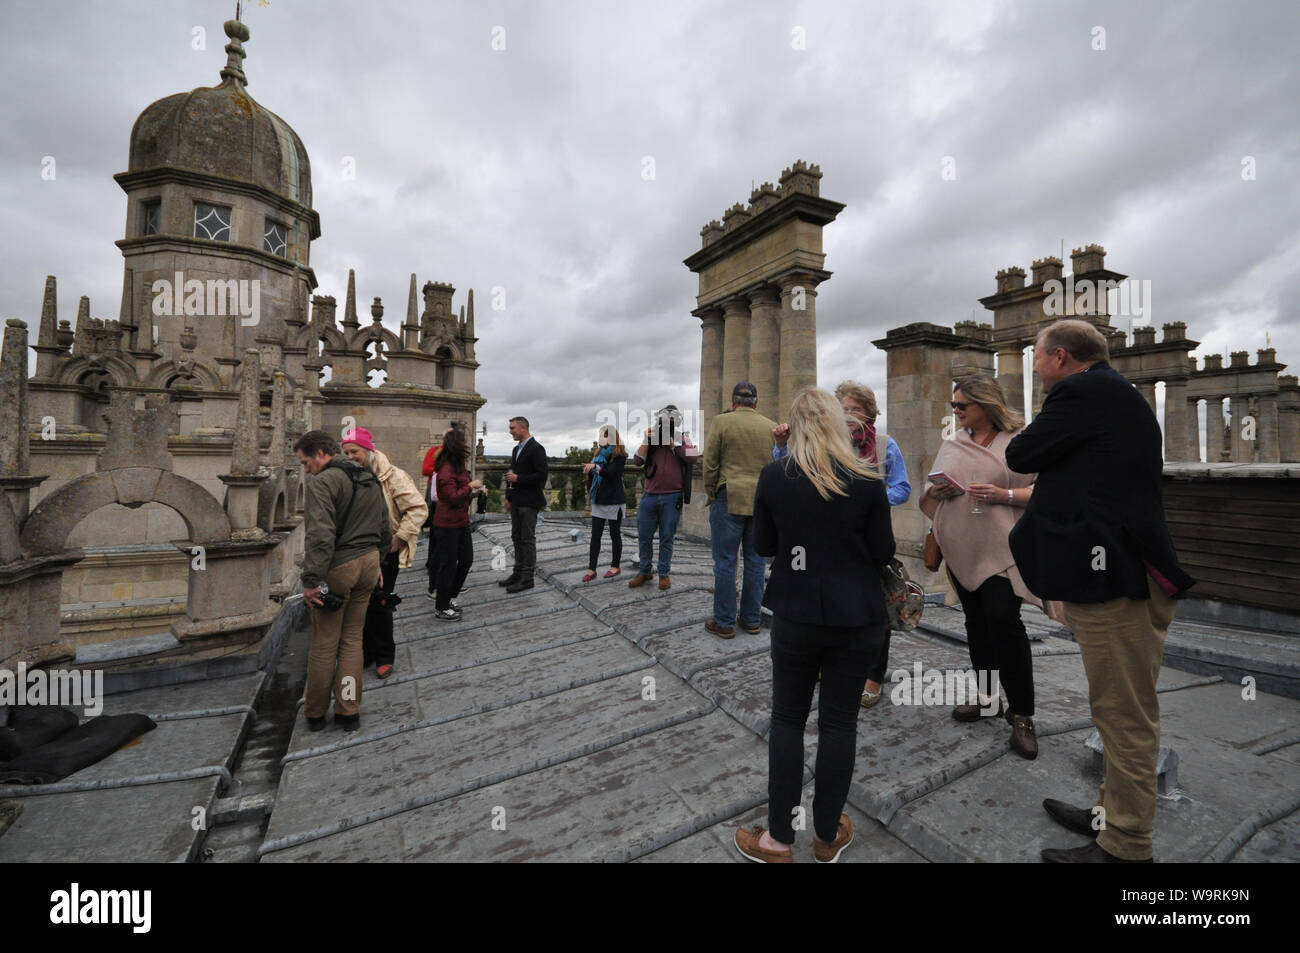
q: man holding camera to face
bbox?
[629,405,700,590]
[295,429,392,733]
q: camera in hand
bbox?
[317,582,345,611]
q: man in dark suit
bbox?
[1006,319,1194,864]
[501,416,548,593]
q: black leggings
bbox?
[950,573,1035,716]
[589,515,623,571]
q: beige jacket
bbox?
[703,406,778,516]
[919,429,1042,608]
[370,449,428,569]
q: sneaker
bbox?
[435,608,462,621]
[448,600,461,611]
[733,826,793,863]
[813,814,854,863]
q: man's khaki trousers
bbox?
[1063,575,1176,860]
[306,550,381,719]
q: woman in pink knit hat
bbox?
[342,426,427,678]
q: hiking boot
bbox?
[740,621,762,634]
[705,619,734,639]
[733,826,793,863]
[658,575,671,590]
[1009,714,1038,759]
[628,572,651,588]
[813,814,855,863]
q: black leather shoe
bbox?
[1043,798,1099,837]
[1042,841,1151,863]
[498,574,520,587]
[307,716,326,732]
[952,698,1006,722]
[505,578,534,594]
[333,713,360,732]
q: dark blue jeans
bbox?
[636,492,681,575]
[768,615,885,844]
[709,488,764,628]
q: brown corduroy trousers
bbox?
[305,550,381,719]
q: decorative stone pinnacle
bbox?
[371,297,384,322]
[220,14,251,87]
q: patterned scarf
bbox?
[852,421,879,466]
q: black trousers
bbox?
[768,615,885,844]
[950,573,1035,716]
[866,629,893,685]
[363,551,400,667]
[509,505,539,580]
[588,514,623,571]
[425,501,440,593]
[434,525,474,611]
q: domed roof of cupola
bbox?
[127,16,312,209]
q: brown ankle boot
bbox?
[628,572,650,588]
[658,574,671,590]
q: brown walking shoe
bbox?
[813,814,854,863]
[733,826,793,863]
[704,619,734,639]
[628,572,650,588]
[1009,714,1038,759]
[658,574,671,590]
[952,697,1006,722]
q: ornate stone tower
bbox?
[681,160,844,537]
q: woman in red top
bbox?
[422,432,446,598]
[432,428,483,621]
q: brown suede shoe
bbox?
[813,814,854,863]
[734,826,793,863]
[628,572,650,588]
[658,574,671,590]
[1009,714,1038,759]
[705,619,734,639]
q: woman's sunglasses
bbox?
[950,401,973,411]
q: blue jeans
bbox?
[709,487,765,628]
[636,492,682,575]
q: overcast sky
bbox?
[3,0,1296,456]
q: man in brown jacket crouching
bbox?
[295,430,391,732]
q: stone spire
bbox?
[34,276,60,378]
[464,288,477,360]
[72,296,90,357]
[230,350,263,476]
[0,320,31,478]
[403,273,419,349]
[342,269,359,330]
[219,7,251,88]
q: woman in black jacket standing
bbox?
[734,388,896,863]
[581,425,627,582]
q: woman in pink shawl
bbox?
[920,374,1043,760]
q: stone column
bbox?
[1163,380,1189,461]
[1205,398,1227,462]
[746,286,781,417]
[720,297,752,411]
[698,309,724,441]
[1136,380,1157,418]
[219,349,269,535]
[777,274,818,422]
[1279,408,1300,463]
[1257,396,1280,463]
[1187,397,1203,462]
[997,342,1026,417]
[1229,396,1252,463]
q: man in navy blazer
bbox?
[501,416,548,592]
[1006,319,1193,864]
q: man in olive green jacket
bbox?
[703,382,777,637]
[295,429,391,731]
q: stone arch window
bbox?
[364,339,387,387]
[76,369,111,429]
[263,218,287,256]
[142,199,162,237]
[194,202,232,242]
[436,346,453,389]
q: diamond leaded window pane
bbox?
[144,202,161,236]
[263,220,287,256]
[194,203,231,241]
